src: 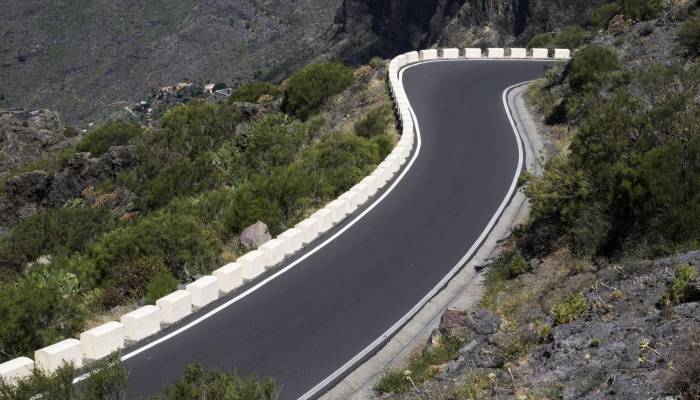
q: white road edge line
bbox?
[298,59,551,400]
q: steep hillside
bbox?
[332,0,607,62]
[0,0,341,124]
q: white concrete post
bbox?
[465,48,482,58]
[554,49,571,59]
[121,305,161,341]
[295,218,320,244]
[259,238,286,266]
[279,228,303,255]
[156,290,192,324]
[0,357,34,382]
[509,48,527,58]
[186,276,219,308]
[214,262,245,293]
[238,250,267,280]
[442,48,460,59]
[35,339,83,374]
[419,49,438,60]
[531,48,549,58]
[487,48,505,58]
[80,321,125,360]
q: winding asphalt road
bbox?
[124,60,553,399]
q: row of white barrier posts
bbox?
[0,46,572,383]
[0,52,419,384]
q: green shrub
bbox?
[77,121,142,156]
[589,2,623,28]
[88,213,220,280]
[236,114,309,172]
[0,271,84,362]
[355,106,390,138]
[552,292,588,324]
[110,256,169,300]
[152,363,278,400]
[679,10,700,56]
[527,33,554,49]
[374,334,464,394]
[552,26,591,49]
[282,62,354,120]
[223,181,285,236]
[156,102,243,158]
[373,134,395,160]
[661,265,699,306]
[619,0,663,20]
[0,353,128,400]
[0,208,115,273]
[144,270,179,305]
[229,82,283,103]
[143,154,224,210]
[568,46,620,91]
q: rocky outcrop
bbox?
[0,109,77,177]
[332,0,607,61]
[240,221,272,250]
[0,146,137,231]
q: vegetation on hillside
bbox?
[0,61,396,363]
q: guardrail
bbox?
[0,47,570,385]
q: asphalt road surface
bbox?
[124,60,553,399]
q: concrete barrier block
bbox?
[279,228,303,255]
[554,48,571,59]
[0,357,34,382]
[487,48,505,58]
[419,49,438,60]
[186,276,219,308]
[238,250,266,280]
[326,199,349,224]
[465,48,482,58]
[295,218,320,244]
[312,208,334,231]
[339,191,359,212]
[213,263,244,294]
[509,48,527,58]
[260,238,286,266]
[405,51,419,64]
[35,339,82,374]
[80,321,124,360]
[442,48,460,59]
[350,182,370,206]
[396,54,407,68]
[531,48,549,58]
[156,290,192,324]
[121,305,160,341]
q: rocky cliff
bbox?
[333,0,607,61]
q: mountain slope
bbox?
[0,0,341,124]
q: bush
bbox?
[110,256,169,300]
[236,114,308,172]
[152,363,278,400]
[679,10,700,56]
[618,0,663,20]
[661,265,699,306]
[0,207,115,273]
[568,46,620,91]
[589,2,623,28]
[0,271,84,362]
[527,33,554,49]
[77,121,142,156]
[552,26,591,49]
[373,134,395,160]
[229,82,283,103]
[87,213,221,280]
[143,154,224,210]
[144,270,179,305]
[0,353,128,400]
[355,106,390,138]
[282,62,354,120]
[552,292,588,324]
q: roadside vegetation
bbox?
[0,60,397,363]
[377,0,700,398]
[0,354,278,400]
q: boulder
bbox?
[439,307,468,336]
[240,221,272,250]
[466,310,501,335]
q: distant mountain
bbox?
[0,0,341,124]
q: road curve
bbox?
[124,60,553,399]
